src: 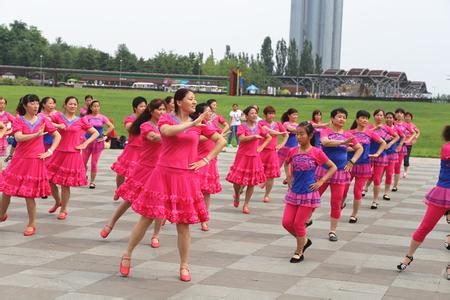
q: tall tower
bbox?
[289,0,343,70]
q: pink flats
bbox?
[120,255,131,277]
[263,196,270,203]
[57,211,68,220]
[180,267,191,282]
[23,226,36,236]
[0,214,8,222]
[242,206,250,214]
[233,194,240,208]
[100,225,113,239]
[48,203,61,214]
[150,237,160,248]
[201,223,209,232]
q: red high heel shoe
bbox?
[180,267,191,282]
[48,203,61,214]
[233,194,240,208]
[120,255,131,277]
[23,226,36,236]
[100,225,113,239]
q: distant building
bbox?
[290,0,344,70]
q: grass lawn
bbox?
[0,85,448,158]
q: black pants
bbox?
[403,145,413,167]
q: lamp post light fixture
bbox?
[119,59,123,87]
[39,54,43,85]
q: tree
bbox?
[314,54,323,74]
[285,39,299,76]
[114,44,138,71]
[275,39,287,76]
[299,40,314,75]
[260,36,274,75]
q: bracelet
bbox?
[47,149,53,155]
[202,157,210,165]
[348,160,355,164]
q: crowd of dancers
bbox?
[0,90,448,282]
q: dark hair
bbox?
[263,105,276,115]
[281,108,298,123]
[164,96,173,106]
[191,103,209,120]
[232,103,238,107]
[87,100,100,115]
[39,96,56,112]
[297,121,315,145]
[351,110,370,129]
[64,96,79,106]
[330,107,348,118]
[252,104,260,112]
[243,105,257,116]
[130,98,164,136]
[85,95,93,101]
[132,96,147,113]
[174,88,194,113]
[312,109,322,122]
[206,99,217,107]
[18,94,40,115]
[0,96,7,104]
[373,109,385,117]
[386,111,395,118]
[405,112,413,119]
[395,108,405,114]
[442,125,450,142]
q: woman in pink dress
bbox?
[194,103,222,232]
[278,108,299,184]
[38,97,62,154]
[310,109,329,147]
[82,100,115,188]
[342,110,386,220]
[258,105,288,203]
[207,99,230,134]
[164,96,175,114]
[79,94,93,117]
[100,99,166,249]
[226,106,272,214]
[0,94,61,236]
[0,96,15,170]
[46,96,99,220]
[119,89,226,281]
[403,112,420,178]
[111,97,147,199]
[397,126,450,279]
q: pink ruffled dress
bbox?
[111,115,142,177]
[258,120,286,178]
[197,122,222,195]
[226,123,267,186]
[46,113,93,186]
[424,142,450,208]
[285,147,329,206]
[0,111,15,156]
[316,128,356,185]
[116,121,162,202]
[131,114,216,224]
[0,116,56,197]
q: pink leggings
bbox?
[282,203,314,237]
[82,148,103,173]
[385,161,395,185]
[319,183,346,219]
[394,153,405,175]
[343,176,368,201]
[372,165,385,186]
[412,203,448,242]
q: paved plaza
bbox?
[0,150,449,300]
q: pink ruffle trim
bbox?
[0,171,51,198]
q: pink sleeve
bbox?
[441,143,450,160]
[285,147,297,164]
[320,127,331,139]
[7,112,15,123]
[50,113,60,123]
[396,126,405,137]
[81,117,93,131]
[277,122,287,133]
[157,114,175,127]
[201,125,216,138]
[11,118,23,134]
[258,123,268,137]
[44,118,56,134]
[218,114,226,125]
[384,126,395,136]
[369,130,382,143]
[345,132,357,146]
[237,125,246,137]
[124,115,135,126]
[101,114,109,124]
[140,123,154,136]
[313,147,329,165]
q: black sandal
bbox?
[370,202,378,209]
[305,219,313,228]
[89,183,96,189]
[328,232,338,242]
[362,191,366,197]
[341,202,347,209]
[392,187,398,192]
[349,216,358,223]
[445,234,450,250]
[290,253,304,263]
[397,255,413,271]
[303,238,312,253]
[383,194,391,201]
[446,211,450,224]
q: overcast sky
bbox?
[1,0,449,94]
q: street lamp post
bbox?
[119,59,123,87]
[39,54,43,85]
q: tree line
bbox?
[0,21,323,88]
